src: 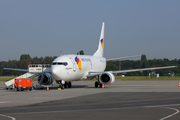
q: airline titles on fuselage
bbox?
[81,58,91,62]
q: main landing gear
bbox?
[64,82,72,88]
[95,81,102,88]
[94,76,103,88]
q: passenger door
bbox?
[70,57,76,72]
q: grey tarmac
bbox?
[1,80,180,120]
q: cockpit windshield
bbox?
[52,62,68,66]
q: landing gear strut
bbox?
[58,81,72,89]
[95,81,102,88]
[59,83,64,89]
[95,76,103,88]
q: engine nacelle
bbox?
[38,73,53,85]
[99,72,115,84]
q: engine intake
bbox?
[38,73,53,85]
[99,72,115,84]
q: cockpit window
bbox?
[63,62,68,66]
[57,62,63,65]
[52,62,57,65]
[52,62,68,66]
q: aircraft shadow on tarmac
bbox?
[1,83,109,92]
[33,85,90,90]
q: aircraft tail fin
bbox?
[93,22,105,57]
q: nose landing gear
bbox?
[63,82,72,88]
[58,81,72,89]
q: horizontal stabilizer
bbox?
[106,55,141,62]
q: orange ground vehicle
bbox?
[14,78,32,91]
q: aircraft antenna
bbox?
[60,51,62,56]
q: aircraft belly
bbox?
[60,70,85,81]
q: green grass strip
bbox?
[0,76,180,81]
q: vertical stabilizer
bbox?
[93,22,105,57]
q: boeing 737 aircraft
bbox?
[4,22,176,89]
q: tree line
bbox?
[0,54,57,76]
[0,54,179,76]
[106,55,180,76]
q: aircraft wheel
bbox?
[29,87,32,91]
[95,81,98,88]
[64,82,68,88]
[61,85,64,89]
[68,82,72,88]
[60,84,64,89]
[99,84,102,88]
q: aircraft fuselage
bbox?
[51,55,106,81]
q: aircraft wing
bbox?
[4,68,29,72]
[106,55,141,62]
[88,66,176,77]
[87,72,102,77]
[111,66,177,74]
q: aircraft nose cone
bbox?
[51,66,60,80]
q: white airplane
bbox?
[4,22,176,89]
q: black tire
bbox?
[17,87,19,91]
[99,84,102,88]
[21,88,24,91]
[29,87,32,91]
[68,82,72,88]
[60,84,64,89]
[95,81,98,88]
[64,82,67,88]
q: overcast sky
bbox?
[0,0,180,61]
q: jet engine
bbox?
[99,72,115,84]
[38,73,53,85]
